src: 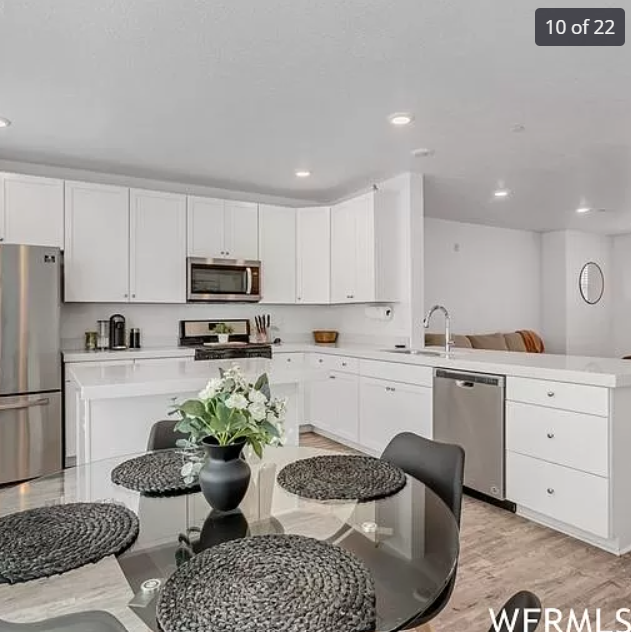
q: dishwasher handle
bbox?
[434,368,505,387]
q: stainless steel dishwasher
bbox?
[433,368,506,500]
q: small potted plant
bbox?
[172,366,286,511]
[213,323,234,344]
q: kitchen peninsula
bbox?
[68,358,321,466]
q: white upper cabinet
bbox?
[0,173,64,247]
[224,200,258,260]
[129,189,187,303]
[296,207,330,304]
[258,205,296,304]
[64,181,130,302]
[330,190,400,304]
[187,196,258,260]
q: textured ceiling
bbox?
[0,0,630,232]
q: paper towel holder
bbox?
[365,305,393,321]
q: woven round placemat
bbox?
[0,502,139,584]
[277,454,406,502]
[111,449,201,496]
[157,534,376,632]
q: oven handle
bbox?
[245,267,253,294]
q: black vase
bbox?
[198,437,251,512]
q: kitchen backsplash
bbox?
[60,302,410,349]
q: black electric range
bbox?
[179,319,272,361]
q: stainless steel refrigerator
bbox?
[0,244,62,485]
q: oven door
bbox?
[187,258,261,302]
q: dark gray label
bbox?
[535,8,625,46]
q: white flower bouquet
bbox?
[171,366,287,482]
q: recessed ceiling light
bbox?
[494,188,510,198]
[388,113,414,126]
[0,117,11,128]
[576,207,593,214]
[411,147,435,158]
[295,169,311,178]
[511,124,526,133]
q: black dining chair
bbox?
[381,432,465,629]
[0,610,128,632]
[488,591,542,632]
[147,419,189,451]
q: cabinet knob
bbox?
[329,375,337,380]
[287,358,291,362]
[124,293,128,298]
[132,293,136,298]
[318,359,323,363]
[546,488,555,495]
[547,432,555,439]
[390,387,396,392]
[547,391,555,397]
[342,362,347,367]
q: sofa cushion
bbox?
[424,333,473,349]
[504,332,528,352]
[467,333,509,351]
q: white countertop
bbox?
[69,358,322,400]
[272,343,631,388]
[64,342,631,388]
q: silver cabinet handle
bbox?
[245,267,253,294]
[329,375,337,380]
[547,488,555,495]
[547,391,555,397]
[0,397,50,412]
[547,432,555,439]
[456,380,475,388]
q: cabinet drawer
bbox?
[308,354,358,373]
[506,402,608,477]
[507,451,609,538]
[271,352,304,369]
[359,359,432,387]
[507,376,608,417]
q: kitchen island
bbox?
[69,358,322,465]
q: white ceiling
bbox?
[1,0,630,233]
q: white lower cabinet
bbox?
[359,377,432,455]
[308,371,359,444]
[507,451,609,538]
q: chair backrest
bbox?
[381,432,465,524]
[488,591,542,632]
[147,419,189,451]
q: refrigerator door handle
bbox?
[0,397,50,412]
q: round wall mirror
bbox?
[579,262,604,305]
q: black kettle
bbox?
[109,314,126,350]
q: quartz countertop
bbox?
[63,346,195,362]
[272,343,631,388]
[69,358,322,400]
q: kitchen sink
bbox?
[384,349,442,357]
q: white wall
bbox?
[423,219,541,335]
[541,230,612,357]
[612,234,631,356]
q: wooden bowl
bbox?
[313,330,338,344]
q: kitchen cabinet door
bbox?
[307,374,336,435]
[359,377,432,455]
[130,189,186,303]
[352,193,376,302]
[327,372,359,443]
[330,199,356,303]
[258,204,296,303]
[187,196,225,258]
[225,200,258,260]
[297,207,330,304]
[64,181,130,302]
[0,173,65,247]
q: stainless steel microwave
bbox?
[187,258,261,302]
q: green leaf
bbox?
[254,373,271,400]
[260,420,280,438]
[250,439,263,458]
[177,399,206,419]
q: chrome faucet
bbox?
[423,305,452,354]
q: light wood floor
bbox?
[301,432,631,631]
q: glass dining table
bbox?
[0,445,459,632]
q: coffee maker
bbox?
[109,314,126,350]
